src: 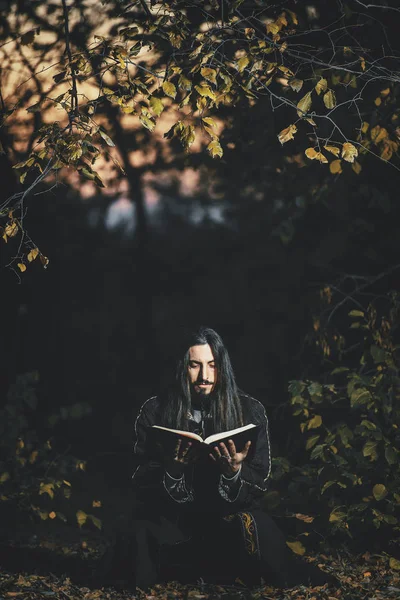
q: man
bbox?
[123,327,334,591]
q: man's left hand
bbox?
[210,439,251,477]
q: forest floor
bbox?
[1,535,400,600]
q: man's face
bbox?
[188,343,217,396]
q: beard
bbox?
[190,384,215,411]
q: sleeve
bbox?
[132,398,195,505]
[217,400,271,508]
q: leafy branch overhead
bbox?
[1,0,400,268]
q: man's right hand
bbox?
[165,438,198,478]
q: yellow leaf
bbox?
[315,78,328,95]
[237,56,250,73]
[5,222,18,237]
[341,142,358,163]
[323,89,336,109]
[297,91,312,117]
[307,414,322,429]
[178,74,192,91]
[286,541,305,555]
[76,510,87,527]
[360,56,366,71]
[49,511,56,520]
[27,248,39,262]
[92,500,102,508]
[0,472,10,484]
[148,97,163,117]
[139,114,156,132]
[374,97,382,106]
[372,484,387,501]
[370,126,388,144]
[39,511,48,520]
[361,121,369,134]
[29,450,38,464]
[195,84,216,101]
[207,140,223,158]
[287,9,298,24]
[200,67,217,84]
[305,148,328,163]
[17,263,26,272]
[266,21,280,35]
[380,87,390,97]
[389,557,400,571]
[330,159,343,174]
[324,145,340,157]
[352,160,362,174]
[162,81,177,99]
[329,510,346,523]
[39,482,54,499]
[295,513,314,523]
[202,117,217,129]
[278,124,297,145]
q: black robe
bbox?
[107,394,335,591]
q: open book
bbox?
[148,423,259,457]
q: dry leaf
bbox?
[278,124,297,144]
[323,89,336,109]
[341,142,358,163]
[330,159,343,174]
[295,513,315,523]
[286,540,306,555]
[315,78,328,95]
[297,91,312,117]
[305,148,328,163]
[324,145,340,157]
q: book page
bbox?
[204,423,256,445]
[152,425,203,442]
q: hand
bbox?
[165,438,199,478]
[209,439,252,477]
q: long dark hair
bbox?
[162,326,244,432]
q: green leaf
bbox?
[305,434,320,450]
[348,310,364,317]
[373,484,387,501]
[385,445,397,465]
[370,345,386,364]
[321,480,336,494]
[162,81,177,99]
[350,388,370,407]
[363,440,378,461]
